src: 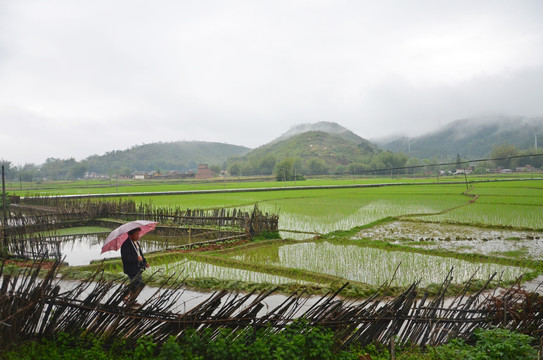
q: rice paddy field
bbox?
[43,175,543,297]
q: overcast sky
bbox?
[1,1,543,165]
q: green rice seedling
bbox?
[417,203,543,229]
[148,258,310,285]
[232,241,531,287]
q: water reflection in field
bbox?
[232,241,530,287]
[149,259,309,285]
[52,233,187,266]
[354,221,543,260]
[259,201,447,240]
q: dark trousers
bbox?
[127,271,145,294]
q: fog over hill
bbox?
[374,116,543,159]
[5,116,543,182]
[270,121,367,145]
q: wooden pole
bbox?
[2,165,7,251]
[390,336,396,360]
[539,335,543,360]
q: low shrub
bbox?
[1,326,537,360]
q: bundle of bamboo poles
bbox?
[1,259,542,351]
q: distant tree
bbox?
[334,164,347,175]
[490,144,519,169]
[274,158,294,181]
[228,162,242,176]
[20,163,39,182]
[405,157,422,175]
[118,167,132,178]
[519,149,543,169]
[455,154,463,170]
[375,151,408,169]
[0,160,15,181]
[307,158,328,175]
[258,155,277,175]
[210,164,221,175]
[68,163,88,179]
[241,162,258,176]
[292,157,303,177]
[41,158,77,180]
[348,162,367,176]
[422,157,439,175]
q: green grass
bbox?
[9,174,539,196]
[36,226,111,236]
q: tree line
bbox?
[1,143,542,182]
[226,144,543,180]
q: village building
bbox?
[195,164,214,179]
[133,171,150,180]
[453,166,474,175]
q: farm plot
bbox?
[147,258,310,286]
[354,221,543,260]
[228,241,531,287]
[411,182,543,229]
[132,185,469,240]
[259,196,465,240]
[40,178,542,295]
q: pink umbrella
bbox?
[101,220,158,254]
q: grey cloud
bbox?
[1,0,543,164]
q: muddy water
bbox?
[353,221,543,259]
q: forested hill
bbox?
[84,141,251,174]
[246,130,379,165]
[270,121,367,145]
[376,116,543,159]
[224,129,381,176]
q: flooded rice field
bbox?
[49,231,189,266]
[258,201,447,240]
[149,259,310,285]
[231,241,530,287]
[353,221,543,259]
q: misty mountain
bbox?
[376,116,543,159]
[271,121,367,145]
[225,122,381,175]
[84,141,251,174]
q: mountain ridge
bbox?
[270,121,367,145]
[84,140,251,174]
[9,116,543,181]
[376,116,543,159]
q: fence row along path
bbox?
[1,259,543,351]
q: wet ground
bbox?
[353,221,543,260]
[52,233,188,266]
[55,278,322,316]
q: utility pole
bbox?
[2,165,7,252]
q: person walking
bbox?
[120,227,149,306]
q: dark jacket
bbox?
[121,239,147,277]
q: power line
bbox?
[359,153,543,175]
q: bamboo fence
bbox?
[1,259,542,351]
[1,199,278,260]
